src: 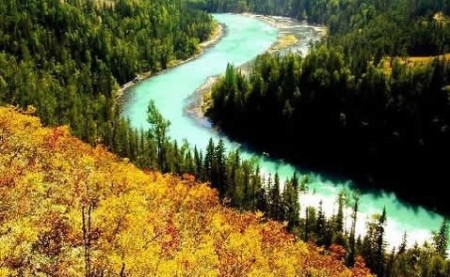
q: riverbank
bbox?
[185,75,218,122]
[247,13,298,53]
[117,22,224,99]
[246,13,326,55]
[186,14,325,122]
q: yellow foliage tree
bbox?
[0,106,372,276]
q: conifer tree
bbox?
[433,218,449,258]
[147,100,171,172]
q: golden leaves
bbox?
[0,107,372,276]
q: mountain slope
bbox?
[0,106,371,276]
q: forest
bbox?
[206,1,450,215]
[189,0,450,26]
[0,107,375,276]
[0,0,214,146]
[207,51,450,215]
[143,101,450,277]
[0,0,450,276]
[190,0,450,65]
[1,103,449,276]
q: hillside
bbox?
[0,0,214,147]
[0,106,371,276]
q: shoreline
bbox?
[185,75,219,123]
[244,13,327,53]
[117,22,224,99]
[186,14,326,122]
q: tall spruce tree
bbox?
[433,218,449,258]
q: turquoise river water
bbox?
[122,14,445,249]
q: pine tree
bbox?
[282,177,300,231]
[193,146,203,180]
[335,191,345,233]
[226,150,241,203]
[303,207,316,242]
[375,208,387,277]
[270,173,282,220]
[251,165,262,210]
[433,218,449,258]
[291,172,299,189]
[184,150,195,175]
[347,193,360,266]
[398,232,407,254]
[241,160,252,209]
[204,138,215,183]
[256,187,268,214]
[316,200,326,245]
[215,139,227,196]
[147,100,171,172]
[362,208,387,276]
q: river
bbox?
[122,13,444,249]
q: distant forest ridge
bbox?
[188,0,450,25]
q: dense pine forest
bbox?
[207,0,450,215]
[0,0,214,146]
[1,0,450,276]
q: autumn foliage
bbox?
[0,107,372,276]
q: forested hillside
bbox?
[207,51,450,213]
[206,1,450,214]
[0,0,214,145]
[189,0,450,26]
[0,106,374,276]
[191,0,450,57]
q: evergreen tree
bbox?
[398,232,407,255]
[251,165,262,210]
[241,160,252,209]
[204,138,215,184]
[147,100,171,172]
[362,208,387,276]
[375,207,387,277]
[184,149,195,174]
[335,191,346,233]
[194,146,203,179]
[282,176,300,231]
[226,150,241,203]
[316,200,326,245]
[433,218,449,258]
[215,139,227,196]
[269,173,282,220]
[256,187,268,214]
[347,193,360,266]
[303,207,317,242]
